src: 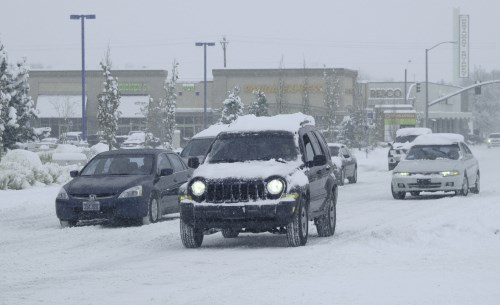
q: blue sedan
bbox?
[55,149,192,227]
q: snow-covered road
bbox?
[1,146,500,305]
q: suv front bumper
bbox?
[180,199,299,230]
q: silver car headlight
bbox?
[266,179,284,195]
[118,185,143,198]
[56,187,69,200]
[191,180,206,196]
[440,171,459,177]
[393,172,410,176]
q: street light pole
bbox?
[195,42,215,129]
[424,41,456,128]
[70,14,95,141]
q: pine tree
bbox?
[162,60,178,148]
[0,42,10,155]
[323,68,343,142]
[220,86,244,124]
[248,89,269,117]
[143,97,162,141]
[97,48,121,151]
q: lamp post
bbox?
[70,14,96,141]
[195,42,215,129]
[424,41,456,128]
[404,60,411,104]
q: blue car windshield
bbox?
[80,155,154,176]
[406,144,460,160]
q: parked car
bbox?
[487,132,500,148]
[59,132,83,146]
[55,148,192,227]
[179,113,338,248]
[391,133,480,200]
[121,132,160,149]
[179,123,228,164]
[327,143,357,186]
[388,127,432,170]
[35,137,59,150]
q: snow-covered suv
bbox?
[179,113,338,248]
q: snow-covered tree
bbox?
[323,68,343,142]
[276,56,288,114]
[0,42,11,156]
[143,96,162,141]
[248,89,269,117]
[0,43,37,153]
[162,60,178,148]
[220,86,244,124]
[97,48,121,151]
[302,59,312,115]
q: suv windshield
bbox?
[180,138,214,158]
[207,132,297,163]
[394,135,419,143]
[80,154,154,176]
[406,144,460,161]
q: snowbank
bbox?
[0,150,77,190]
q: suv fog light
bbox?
[446,182,454,187]
[397,183,405,188]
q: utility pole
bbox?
[220,36,229,68]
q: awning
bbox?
[119,95,149,118]
[36,95,86,118]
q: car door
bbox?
[155,153,176,215]
[461,143,478,184]
[301,131,328,214]
[341,147,355,177]
[165,153,191,213]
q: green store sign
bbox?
[118,83,149,92]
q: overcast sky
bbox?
[1,0,499,84]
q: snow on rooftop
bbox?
[412,133,465,146]
[396,127,432,137]
[192,123,228,139]
[224,113,315,133]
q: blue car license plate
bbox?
[82,201,100,211]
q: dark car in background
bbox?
[55,149,192,227]
[180,123,228,164]
[327,143,357,185]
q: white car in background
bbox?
[388,127,432,170]
[391,133,480,200]
[487,132,500,148]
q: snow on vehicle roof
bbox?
[327,143,345,148]
[412,133,465,146]
[396,127,432,137]
[224,113,315,133]
[192,123,228,139]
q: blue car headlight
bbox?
[118,185,143,198]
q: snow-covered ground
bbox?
[1,145,499,305]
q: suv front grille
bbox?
[205,179,266,203]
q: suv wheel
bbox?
[286,200,308,247]
[316,188,337,237]
[180,218,204,248]
[221,228,239,238]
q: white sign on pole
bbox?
[459,15,469,78]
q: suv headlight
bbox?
[440,171,459,177]
[266,178,285,195]
[191,180,206,196]
[56,187,69,200]
[118,185,143,198]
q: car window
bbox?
[168,153,186,172]
[302,133,316,162]
[157,153,173,171]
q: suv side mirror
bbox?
[188,157,200,169]
[160,168,174,176]
[312,155,327,166]
[70,170,79,178]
